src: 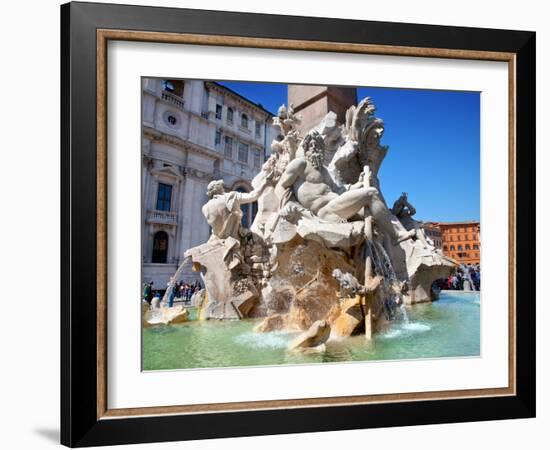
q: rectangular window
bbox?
[215,104,222,120]
[254,148,261,168]
[255,121,262,137]
[224,136,233,158]
[238,142,248,163]
[215,130,221,146]
[163,80,175,92]
[156,183,172,211]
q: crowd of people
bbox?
[142,279,202,307]
[433,264,481,291]
[172,280,202,304]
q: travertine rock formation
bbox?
[144,305,189,326]
[289,320,331,351]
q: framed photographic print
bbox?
[61,1,536,447]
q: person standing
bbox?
[144,281,154,304]
[185,284,192,303]
[142,281,152,304]
[167,278,176,307]
[151,291,161,309]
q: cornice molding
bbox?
[205,81,272,119]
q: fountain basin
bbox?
[142,291,480,370]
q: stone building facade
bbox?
[142,78,278,289]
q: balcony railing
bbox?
[161,90,185,110]
[147,210,178,225]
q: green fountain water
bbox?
[142,291,480,371]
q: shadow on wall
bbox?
[34,428,59,443]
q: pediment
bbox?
[152,164,183,180]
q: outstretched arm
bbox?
[237,178,269,205]
[279,157,307,190]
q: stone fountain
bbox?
[174,98,455,342]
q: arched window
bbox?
[458,245,463,251]
[474,244,479,250]
[227,107,234,123]
[443,245,448,251]
[465,244,471,250]
[152,231,168,263]
[241,113,248,128]
[450,245,455,251]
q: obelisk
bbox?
[288,85,357,136]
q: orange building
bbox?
[435,220,480,265]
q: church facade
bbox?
[141,78,278,289]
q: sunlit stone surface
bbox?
[166,98,456,342]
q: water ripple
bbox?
[234,331,294,349]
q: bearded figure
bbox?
[277,130,414,244]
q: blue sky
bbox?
[219,81,480,222]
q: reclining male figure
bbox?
[278,131,415,244]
